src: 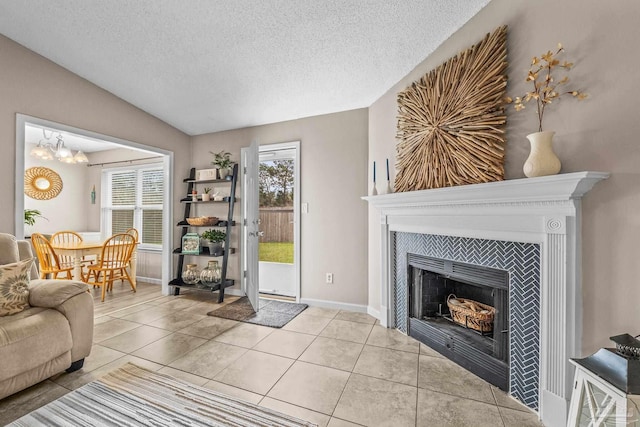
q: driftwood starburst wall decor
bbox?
[395,26,508,192]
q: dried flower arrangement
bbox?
[505,43,587,132]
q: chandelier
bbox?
[29,129,89,164]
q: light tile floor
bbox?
[0,282,544,426]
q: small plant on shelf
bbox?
[210,151,232,169]
[201,229,226,256]
[201,187,212,201]
[201,229,226,243]
[210,150,233,179]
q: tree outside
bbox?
[259,159,294,263]
[259,160,294,207]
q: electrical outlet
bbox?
[302,203,309,214]
[326,273,333,284]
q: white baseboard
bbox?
[367,306,381,321]
[163,286,364,315]
[299,298,368,313]
[224,288,245,297]
[136,276,162,285]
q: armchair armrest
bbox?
[28,279,89,308]
[29,279,94,363]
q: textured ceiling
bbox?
[0,1,489,135]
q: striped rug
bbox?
[10,363,316,426]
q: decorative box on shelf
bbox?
[181,233,201,254]
[196,169,217,181]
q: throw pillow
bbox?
[0,257,34,316]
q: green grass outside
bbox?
[259,242,294,264]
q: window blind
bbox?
[104,166,164,249]
[111,171,136,206]
[112,210,134,234]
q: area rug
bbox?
[9,363,316,427]
[208,297,307,328]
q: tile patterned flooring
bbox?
[0,282,543,426]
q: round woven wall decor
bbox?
[24,167,63,200]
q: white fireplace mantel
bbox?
[363,171,609,427]
[364,171,608,212]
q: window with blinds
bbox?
[103,166,164,249]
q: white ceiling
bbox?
[0,1,489,136]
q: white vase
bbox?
[201,193,210,202]
[217,168,229,179]
[523,131,561,178]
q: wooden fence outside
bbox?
[259,207,293,243]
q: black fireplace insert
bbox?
[407,254,509,390]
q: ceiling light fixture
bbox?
[29,129,89,164]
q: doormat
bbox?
[207,297,307,328]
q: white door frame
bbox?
[15,114,174,295]
[241,140,301,302]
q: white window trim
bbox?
[102,163,164,251]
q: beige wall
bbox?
[24,143,92,235]
[192,109,369,306]
[0,34,190,249]
[368,0,640,354]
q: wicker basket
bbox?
[186,216,219,226]
[446,294,495,333]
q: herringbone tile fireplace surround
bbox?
[394,233,541,409]
[364,171,608,427]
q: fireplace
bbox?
[363,171,609,427]
[395,234,540,408]
[407,254,509,390]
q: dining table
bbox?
[50,239,138,287]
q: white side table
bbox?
[568,359,640,426]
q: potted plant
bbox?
[24,209,48,226]
[201,187,212,201]
[210,150,233,179]
[505,43,587,177]
[200,229,226,256]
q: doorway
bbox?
[15,114,174,295]
[242,141,300,301]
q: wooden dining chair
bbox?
[31,233,74,280]
[123,228,139,282]
[50,231,95,266]
[83,233,136,301]
[125,227,139,243]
